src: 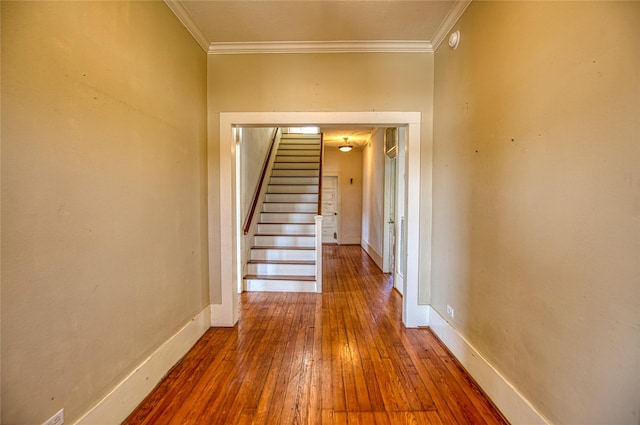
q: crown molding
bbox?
[431,0,472,51]
[208,40,433,55]
[164,0,209,52]
[165,0,469,55]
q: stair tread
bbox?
[251,246,315,250]
[266,191,318,193]
[260,212,317,214]
[258,222,314,225]
[244,275,316,281]
[255,233,315,237]
[248,260,315,265]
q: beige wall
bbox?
[1,2,208,424]
[433,1,639,423]
[240,127,275,225]
[361,129,385,264]
[323,147,363,244]
[208,52,434,301]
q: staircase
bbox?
[244,133,322,292]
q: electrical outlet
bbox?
[446,305,455,318]
[42,409,64,425]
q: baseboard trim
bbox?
[210,302,236,327]
[427,306,551,425]
[73,305,211,425]
[360,240,383,271]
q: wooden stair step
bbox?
[251,246,315,250]
[247,260,315,265]
[243,274,316,281]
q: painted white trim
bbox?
[244,279,317,293]
[163,0,210,52]
[400,121,423,328]
[314,215,323,293]
[208,40,433,55]
[74,305,211,425]
[431,0,472,51]
[218,115,241,328]
[361,239,383,271]
[217,112,424,328]
[210,303,236,327]
[428,306,552,425]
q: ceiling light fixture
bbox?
[448,30,460,49]
[339,137,353,152]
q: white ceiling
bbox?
[169,0,468,148]
[169,0,470,53]
[180,1,458,44]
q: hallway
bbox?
[124,245,508,424]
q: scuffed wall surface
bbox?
[432,2,640,423]
[1,2,208,423]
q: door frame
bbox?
[321,173,340,244]
[213,112,429,327]
[382,151,397,275]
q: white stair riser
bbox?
[254,235,315,247]
[281,135,320,141]
[257,223,315,234]
[247,262,315,276]
[278,145,320,150]
[275,156,319,163]
[262,203,317,213]
[244,279,317,293]
[260,213,315,223]
[273,163,319,170]
[277,150,321,156]
[250,249,315,261]
[265,193,318,203]
[267,184,318,194]
[271,169,319,177]
[270,177,318,185]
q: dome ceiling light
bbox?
[339,137,353,152]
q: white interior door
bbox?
[321,176,338,243]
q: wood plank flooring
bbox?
[123,245,509,425]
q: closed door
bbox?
[322,176,338,243]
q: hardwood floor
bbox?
[123,245,509,425]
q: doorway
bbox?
[215,112,428,328]
[382,128,397,276]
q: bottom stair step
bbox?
[243,275,317,293]
[247,260,315,276]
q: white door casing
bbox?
[382,153,397,274]
[322,176,338,243]
[215,112,426,328]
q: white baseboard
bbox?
[360,240,383,270]
[405,303,431,328]
[74,305,211,425]
[210,302,236,327]
[427,306,551,425]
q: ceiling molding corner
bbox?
[164,0,210,52]
[431,0,472,51]
[208,40,433,55]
